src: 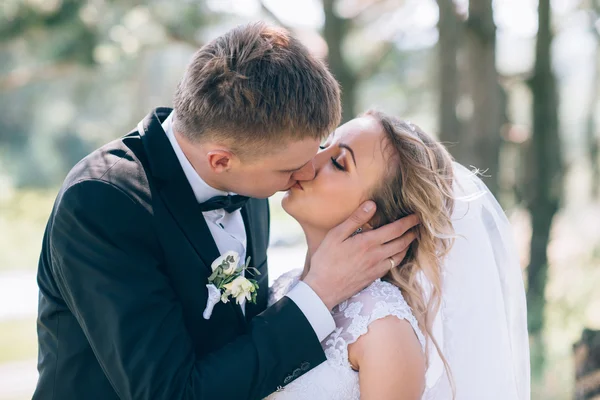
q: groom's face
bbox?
[218,137,322,198]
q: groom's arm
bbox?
[49,179,325,400]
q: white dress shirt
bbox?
[162,112,335,341]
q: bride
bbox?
[266,110,530,399]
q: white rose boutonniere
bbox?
[202,251,260,320]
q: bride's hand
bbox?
[303,201,419,310]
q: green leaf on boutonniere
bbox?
[220,274,236,287]
[208,268,220,282]
[213,277,222,288]
[207,252,261,306]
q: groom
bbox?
[34,22,417,400]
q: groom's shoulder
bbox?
[59,133,151,208]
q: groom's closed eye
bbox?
[319,131,336,150]
[319,141,331,150]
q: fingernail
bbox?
[363,201,375,212]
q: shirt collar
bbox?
[162,112,229,204]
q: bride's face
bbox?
[282,116,389,231]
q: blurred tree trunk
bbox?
[319,0,401,123]
[463,0,502,196]
[574,328,600,399]
[585,55,599,199]
[436,0,463,147]
[322,0,356,123]
[588,2,600,199]
[525,0,564,377]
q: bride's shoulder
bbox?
[335,279,409,315]
[355,279,407,302]
[330,279,426,351]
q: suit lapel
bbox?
[241,206,255,268]
[138,108,221,270]
[241,206,257,322]
[138,108,245,325]
[242,201,270,322]
[158,184,220,270]
[159,183,245,325]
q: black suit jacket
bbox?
[34,108,326,400]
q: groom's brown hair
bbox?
[173,22,341,158]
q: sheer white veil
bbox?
[423,163,530,400]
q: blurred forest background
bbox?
[1,0,599,399]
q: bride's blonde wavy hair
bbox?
[364,110,455,395]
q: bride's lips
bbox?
[291,181,303,190]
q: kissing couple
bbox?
[34,22,530,400]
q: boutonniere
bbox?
[202,251,260,320]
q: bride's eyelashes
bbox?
[319,142,346,171]
[331,157,345,171]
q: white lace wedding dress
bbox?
[265,269,426,400]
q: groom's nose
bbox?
[291,160,316,181]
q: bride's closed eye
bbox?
[319,137,348,172]
[331,156,345,171]
[320,144,349,172]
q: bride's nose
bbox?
[312,148,329,174]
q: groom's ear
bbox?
[207,150,237,173]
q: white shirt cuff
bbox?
[286,281,335,342]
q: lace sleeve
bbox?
[268,268,302,307]
[323,279,426,367]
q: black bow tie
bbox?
[199,195,249,213]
